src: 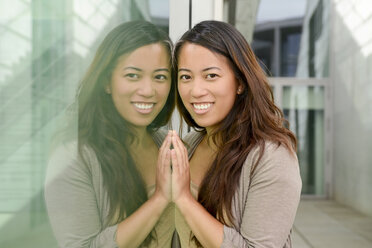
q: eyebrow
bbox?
[123,67,169,73]
[154,68,170,73]
[123,67,142,72]
[178,67,221,72]
[202,67,221,72]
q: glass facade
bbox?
[283,86,325,195]
[0,1,169,246]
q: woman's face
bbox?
[177,43,239,129]
[108,43,171,128]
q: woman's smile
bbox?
[191,102,214,114]
[132,102,156,114]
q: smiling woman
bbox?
[108,43,171,127]
[44,21,176,248]
[177,43,239,128]
[172,20,302,248]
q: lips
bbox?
[191,102,214,114]
[132,102,155,114]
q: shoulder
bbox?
[226,141,301,247]
[45,141,100,186]
[240,141,301,190]
[243,141,298,171]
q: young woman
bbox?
[171,20,302,247]
[45,21,176,248]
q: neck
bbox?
[204,127,219,152]
[130,126,153,149]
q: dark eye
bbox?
[125,73,140,80]
[206,73,219,79]
[179,74,191,81]
[155,74,168,81]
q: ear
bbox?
[237,85,244,94]
[105,85,111,94]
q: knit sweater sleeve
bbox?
[44,142,118,248]
[221,142,302,248]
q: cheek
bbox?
[177,83,188,100]
[111,78,130,95]
[226,92,237,109]
[218,83,237,111]
[222,80,238,100]
[157,82,171,100]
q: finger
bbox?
[157,135,171,172]
[183,144,188,168]
[171,149,180,175]
[160,136,172,170]
[164,149,171,173]
[172,132,188,163]
[171,135,182,159]
[160,131,172,151]
[163,133,172,154]
[173,134,188,170]
[173,136,187,173]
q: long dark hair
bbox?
[174,20,296,245]
[76,21,175,244]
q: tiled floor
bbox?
[293,200,372,248]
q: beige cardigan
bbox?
[45,130,175,248]
[175,131,302,248]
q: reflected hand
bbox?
[154,131,172,204]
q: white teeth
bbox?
[193,103,212,110]
[133,103,154,109]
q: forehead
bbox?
[116,43,170,69]
[178,43,230,69]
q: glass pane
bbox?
[224,0,330,78]
[0,0,169,246]
[283,86,325,195]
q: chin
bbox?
[127,118,155,128]
[193,119,214,129]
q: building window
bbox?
[252,19,303,77]
[281,27,302,77]
[309,0,323,77]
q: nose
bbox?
[137,77,155,97]
[190,78,208,98]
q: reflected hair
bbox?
[76,21,175,245]
[174,20,297,246]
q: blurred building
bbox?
[252,17,303,77]
[252,0,371,217]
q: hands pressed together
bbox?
[155,131,225,248]
[154,130,192,206]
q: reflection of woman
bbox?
[45,21,175,248]
[171,21,302,247]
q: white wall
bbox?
[331,0,372,217]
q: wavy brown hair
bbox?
[174,20,297,246]
[76,21,175,245]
